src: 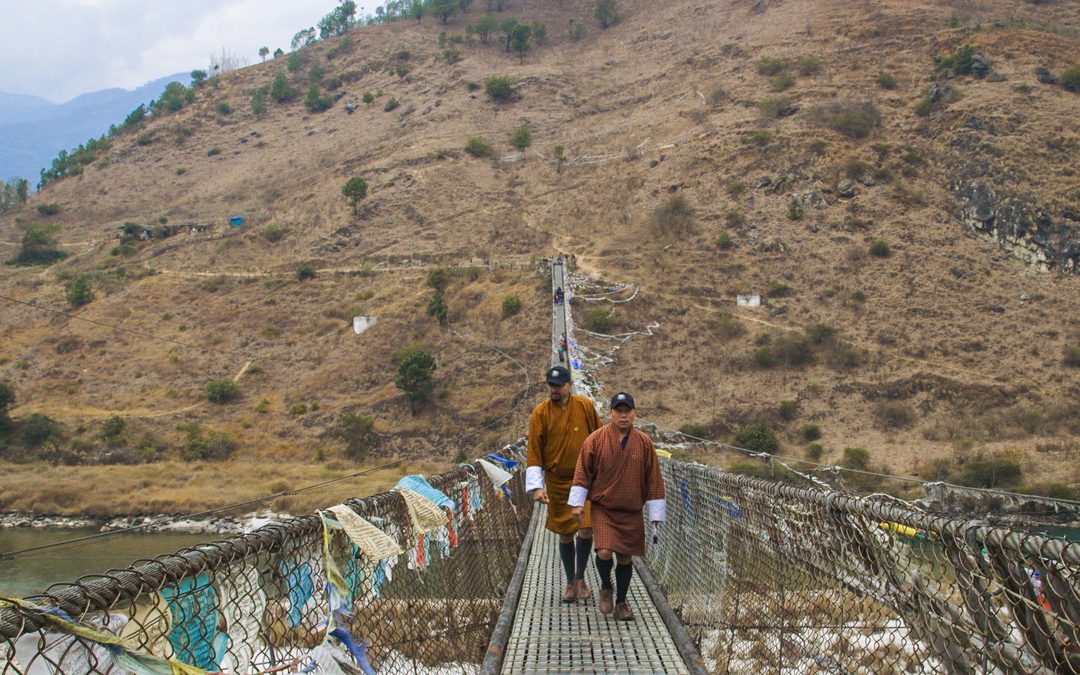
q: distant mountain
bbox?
[0,73,187,186]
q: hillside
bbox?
[0,74,187,185]
[1,0,1078,515]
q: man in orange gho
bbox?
[526,365,603,603]
[569,392,666,621]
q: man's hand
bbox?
[531,488,549,503]
[571,506,585,521]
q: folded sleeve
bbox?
[568,486,589,507]
[525,466,545,492]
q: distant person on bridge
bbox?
[570,392,665,621]
[527,365,603,603]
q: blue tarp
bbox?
[160,573,223,670]
[229,216,244,226]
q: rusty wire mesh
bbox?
[0,462,529,674]
[646,459,1080,674]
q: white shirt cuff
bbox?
[525,466,545,492]
[646,499,666,522]
[568,486,588,507]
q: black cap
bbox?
[610,392,635,410]
[546,365,571,386]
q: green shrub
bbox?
[959,457,1022,489]
[427,292,448,326]
[758,57,787,75]
[12,223,67,266]
[796,56,821,75]
[262,225,288,242]
[465,136,493,157]
[801,424,822,442]
[938,44,976,75]
[36,203,59,216]
[869,239,891,257]
[1064,345,1080,368]
[101,415,125,445]
[20,413,59,448]
[395,350,437,414]
[287,52,304,72]
[877,72,898,89]
[805,323,837,345]
[304,84,331,112]
[466,81,481,91]
[734,424,780,455]
[716,232,734,249]
[766,281,792,298]
[779,400,798,421]
[753,346,776,368]
[425,268,450,292]
[501,295,522,317]
[748,129,773,146]
[806,442,824,461]
[216,101,232,115]
[207,147,222,156]
[270,72,295,102]
[335,413,376,460]
[585,307,614,333]
[914,98,933,117]
[383,98,400,112]
[251,90,267,115]
[444,47,461,64]
[290,402,308,415]
[773,333,813,366]
[874,400,916,429]
[812,102,881,139]
[841,447,870,470]
[1061,65,1080,92]
[725,211,745,227]
[363,91,375,104]
[787,197,804,220]
[772,72,796,91]
[484,75,516,102]
[726,180,745,197]
[205,380,239,403]
[180,425,237,461]
[297,263,316,280]
[65,276,94,307]
[1021,481,1076,500]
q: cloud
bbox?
[0,0,332,102]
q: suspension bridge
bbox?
[1,259,1078,674]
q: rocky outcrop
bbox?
[954,181,1078,273]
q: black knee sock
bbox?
[558,541,575,583]
[615,563,633,603]
[574,536,591,580]
[595,555,614,590]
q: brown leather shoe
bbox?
[562,583,577,603]
[574,578,592,600]
[614,602,635,621]
[598,589,614,615]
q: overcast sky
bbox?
[1,0,344,103]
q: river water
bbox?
[0,527,213,597]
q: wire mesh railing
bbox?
[1,460,530,674]
[646,459,1080,674]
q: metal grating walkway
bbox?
[501,505,690,674]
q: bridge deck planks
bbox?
[501,505,689,674]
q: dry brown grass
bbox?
[0,460,410,516]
